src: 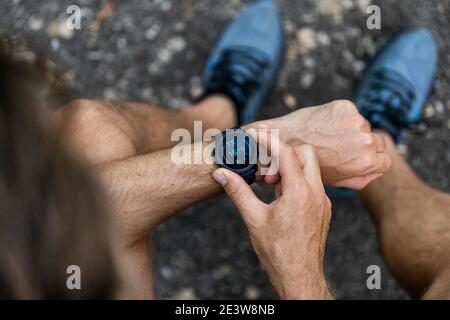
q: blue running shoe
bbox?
[355,28,438,143]
[329,29,438,200]
[202,0,284,125]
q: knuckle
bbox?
[355,115,368,130]
[66,99,106,119]
[299,144,315,156]
[361,133,376,147]
[325,203,332,221]
[360,154,375,170]
[284,144,298,160]
[326,198,332,211]
[336,99,358,113]
[318,194,328,207]
[68,98,96,109]
[385,155,392,170]
[350,177,372,190]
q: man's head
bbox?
[0,35,117,299]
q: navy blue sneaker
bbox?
[355,28,438,142]
[202,0,284,125]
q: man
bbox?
[9,0,441,300]
[52,0,390,298]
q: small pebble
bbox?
[103,88,117,100]
[50,39,60,51]
[160,1,172,12]
[296,27,318,53]
[213,265,232,280]
[301,73,315,89]
[174,22,186,32]
[190,85,203,99]
[172,287,197,300]
[283,94,297,110]
[287,43,298,62]
[303,56,316,68]
[139,87,154,100]
[397,144,408,156]
[317,32,331,46]
[435,101,445,114]
[284,20,296,36]
[353,60,365,74]
[317,0,344,25]
[148,62,161,75]
[167,37,186,52]
[160,266,173,279]
[158,48,173,63]
[245,286,260,300]
[117,38,127,50]
[47,20,74,39]
[28,16,44,30]
[145,24,161,41]
[416,123,427,134]
[424,104,435,118]
[357,0,372,13]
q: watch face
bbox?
[215,129,258,172]
[224,135,251,170]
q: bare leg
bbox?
[52,95,236,299]
[52,95,237,163]
[359,132,450,299]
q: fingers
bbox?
[372,152,392,175]
[338,150,392,178]
[264,173,280,185]
[373,132,387,153]
[248,128,306,192]
[273,182,282,200]
[212,168,266,217]
[295,145,325,193]
[333,174,383,190]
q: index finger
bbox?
[247,128,306,191]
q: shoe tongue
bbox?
[360,68,417,142]
[205,46,270,115]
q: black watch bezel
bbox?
[214,128,258,182]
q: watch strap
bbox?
[241,168,256,185]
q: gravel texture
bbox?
[1,0,449,299]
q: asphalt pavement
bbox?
[1,0,449,299]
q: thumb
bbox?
[212,168,265,217]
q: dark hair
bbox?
[0,35,117,299]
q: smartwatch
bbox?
[214,128,258,185]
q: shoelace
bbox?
[206,46,270,111]
[359,67,416,139]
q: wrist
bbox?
[276,272,333,300]
[244,110,309,145]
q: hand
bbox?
[255,100,391,190]
[212,133,333,300]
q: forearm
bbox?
[273,273,334,300]
[96,140,222,244]
[96,117,295,244]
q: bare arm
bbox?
[54,99,390,246]
[97,141,222,244]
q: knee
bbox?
[54,99,111,126]
[53,99,139,164]
[422,268,450,299]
